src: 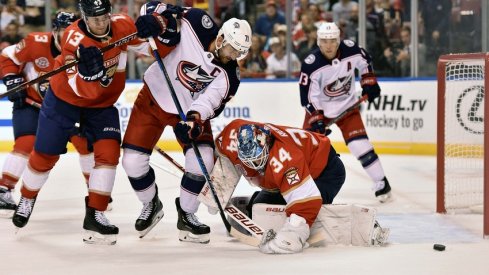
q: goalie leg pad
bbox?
[197,155,241,213]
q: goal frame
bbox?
[436,53,489,238]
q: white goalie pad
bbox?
[197,155,242,211]
[252,202,388,247]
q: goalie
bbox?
[199,118,389,254]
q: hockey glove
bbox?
[160,5,183,38]
[308,110,331,136]
[136,12,168,38]
[259,214,310,254]
[3,74,27,109]
[77,44,105,82]
[360,73,381,103]
[173,111,204,145]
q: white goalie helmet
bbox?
[317,22,340,45]
[217,18,252,60]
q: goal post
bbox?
[436,53,489,238]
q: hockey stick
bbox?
[325,94,368,128]
[1,32,139,99]
[147,37,261,246]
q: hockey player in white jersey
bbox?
[121,1,252,242]
[300,22,392,202]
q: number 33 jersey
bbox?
[216,119,332,225]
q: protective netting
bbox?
[443,60,484,210]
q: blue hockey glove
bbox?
[361,73,381,103]
[77,44,105,81]
[3,74,27,109]
[174,111,204,145]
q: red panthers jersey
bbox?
[49,14,149,107]
[216,119,332,226]
[0,32,60,103]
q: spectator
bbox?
[295,24,318,61]
[265,36,300,79]
[239,35,269,78]
[331,0,358,25]
[292,11,314,47]
[254,0,285,43]
[1,0,25,32]
[0,21,22,46]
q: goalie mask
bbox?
[237,124,271,171]
[216,18,252,61]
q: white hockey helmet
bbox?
[217,18,252,60]
[317,22,340,45]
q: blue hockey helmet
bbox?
[52,11,78,30]
[237,124,271,171]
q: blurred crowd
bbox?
[0,0,483,78]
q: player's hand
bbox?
[3,74,27,109]
[308,110,329,135]
[136,13,167,38]
[173,111,204,145]
[259,214,310,254]
[160,5,183,38]
[77,44,105,82]
[361,73,381,103]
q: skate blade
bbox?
[83,230,117,245]
[377,192,392,203]
[178,230,210,244]
[138,209,165,239]
[0,209,14,219]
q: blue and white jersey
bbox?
[299,40,373,118]
[144,8,240,120]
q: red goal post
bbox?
[437,53,489,238]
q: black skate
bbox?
[375,177,392,203]
[0,187,16,218]
[12,196,36,229]
[83,206,119,245]
[135,190,164,238]
[175,197,210,244]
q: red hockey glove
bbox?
[174,111,204,145]
[360,73,381,103]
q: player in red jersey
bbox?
[215,119,346,253]
[10,0,150,245]
[0,12,96,218]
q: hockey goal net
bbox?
[437,53,489,237]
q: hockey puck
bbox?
[433,244,445,251]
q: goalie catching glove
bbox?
[3,74,26,109]
[174,111,204,145]
[259,214,310,254]
[360,73,380,103]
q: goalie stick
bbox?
[147,37,261,247]
[1,32,139,99]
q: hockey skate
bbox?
[135,190,164,238]
[12,196,36,229]
[0,186,16,218]
[83,205,119,245]
[371,221,390,246]
[375,177,392,203]
[175,197,210,244]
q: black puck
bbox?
[433,244,445,251]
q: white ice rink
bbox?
[0,152,488,275]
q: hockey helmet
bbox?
[217,18,252,60]
[317,22,340,45]
[79,0,112,17]
[237,124,271,171]
[52,12,78,30]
